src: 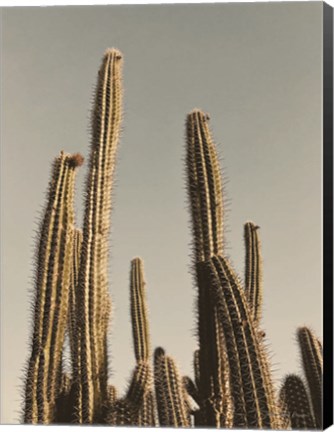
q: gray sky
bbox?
[1,2,323,424]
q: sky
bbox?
[1,2,323,424]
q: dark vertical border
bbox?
[323,2,333,430]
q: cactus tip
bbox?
[104,47,123,60]
[68,153,84,168]
[188,108,210,121]
[154,347,166,359]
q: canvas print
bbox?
[1,1,332,429]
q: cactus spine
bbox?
[24,152,83,424]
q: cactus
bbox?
[244,222,263,325]
[24,152,83,424]
[297,327,323,428]
[106,258,156,426]
[198,255,281,429]
[280,374,316,429]
[154,348,191,427]
[186,109,284,429]
[73,48,123,424]
[186,110,234,428]
[129,258,157,426]
[278,327,323,430]
[23,50,323,429]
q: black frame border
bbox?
[323,2,333,430]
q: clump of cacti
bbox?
[22,49,323,429]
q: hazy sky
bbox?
[1,2,323,424]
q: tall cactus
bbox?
[186,109,233,428]
[22,49,323,429]
[186,109,283,429]
[24,152,83,424]
[74,48,123,423]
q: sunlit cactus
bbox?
[106,258,156,426]
[24,152,83,424]
[74,48,123,424]
[23,49,323,429]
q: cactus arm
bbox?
[127,257,156,426]
[24,153,82,424]
[75,48,123,423]
[154,348,190,427]
[202,255,282,429]
[244,222,263,324]
[297,327,323,428]
[280,374,316,429]
[130,258,150,362]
